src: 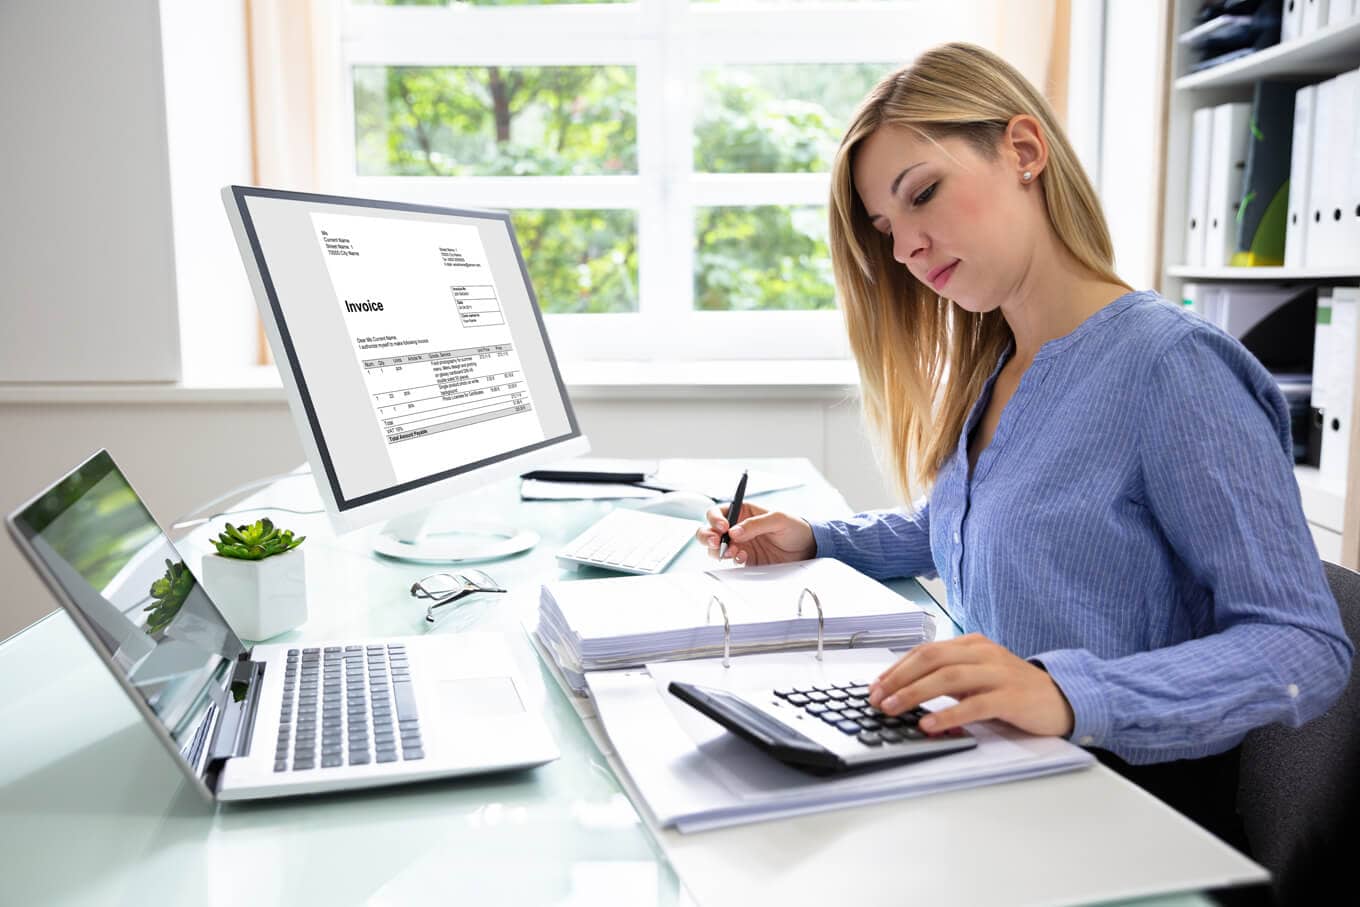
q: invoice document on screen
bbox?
[311,212,547,484]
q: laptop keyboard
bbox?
[774,681,965,747]
[274,644,423,772]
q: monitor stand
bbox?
[371,507,538,564]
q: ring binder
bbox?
[706,595,732,667]
[797,588,825,660]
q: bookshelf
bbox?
[1159,1,1360,568]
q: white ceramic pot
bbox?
[200,547,307,641]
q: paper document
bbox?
[311,212,546,483]
[535,559,936,692]
[586,649,1093,832]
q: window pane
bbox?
[513,209,638,313]
[355,66,637,176]
[695,64,890,173]
[694,206,834,311]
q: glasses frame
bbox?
[410,569,506,624]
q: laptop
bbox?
[6,450,559,802]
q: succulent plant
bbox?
[211,518,305,561]
[145,558,194,636]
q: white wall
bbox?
[0,0,182,382]
[159,0,258,383]
[0,393,898,640]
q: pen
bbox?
[718,469,748,560]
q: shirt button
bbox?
[1287,684,1299,699]
[1079,735,1095,746]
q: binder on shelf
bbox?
[1206,102,1252,268]
[1186,106,1214,267]
[1285,83,1316,269]
[1302,0,1331,35]
[1307,70,1360,268]
[1181,280,1206,315]
[1232,81,1296,266]
[1331,70,1359,266]
[1315,288,1360,485]
[1305,76,1336,267]
[1282,0,1305,42]
[1346,68,1360,262]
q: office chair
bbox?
[1237,560,1360,905]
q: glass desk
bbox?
[0,459,1262,905]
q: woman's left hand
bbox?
[868,633,1076,738]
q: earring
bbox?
[1022,170,1033,182]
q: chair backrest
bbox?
[1237,560,1360,904]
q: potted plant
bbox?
[200,518,307,641]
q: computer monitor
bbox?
[222,186,588,563]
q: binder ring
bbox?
[798,588,825,661]
[707,594,732,668]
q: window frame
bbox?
[325,0,1052,362]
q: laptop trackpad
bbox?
[438,676,525,719]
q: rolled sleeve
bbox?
[804,503,935,581]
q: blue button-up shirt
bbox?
[810,290,1353,764]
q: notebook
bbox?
[533,558,936,694]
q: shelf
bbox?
[1175,16,1360,90]
[1166,266,1360,280]
[1296,465,1346,533]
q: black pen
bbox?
[718,470,748,560]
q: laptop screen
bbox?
[8,450,247,781]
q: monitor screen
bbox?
[8,450,244,782]
[227,187,582,516]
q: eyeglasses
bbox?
[410,569,506,624]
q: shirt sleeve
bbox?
[1034,326,1353,761]
[807,500,936,581]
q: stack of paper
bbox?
[587,648,1094,832]
[534,559,936,694]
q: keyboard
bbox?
[668,679,977,775]
[274,644,423,772]
[556,508,697,575]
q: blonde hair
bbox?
[829,42,1128,500]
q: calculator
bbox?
[668,679,977,775]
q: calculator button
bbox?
[856,718,882,731]
[786,693,810,706]
[806,703,829,715]
[857,731,883,746]
[836,720,861,734]
[848,686,870,697]
[773,688,797,699]
[879,729,903,743]
[825,689,848,701]
[805,691,829,703]
[819,710,844,724]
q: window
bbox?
[327,0,1062,360]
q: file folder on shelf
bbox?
[1206,102,1252,268]
[1232,81,1295,267]
[1285,83,1316,269]
[1317,287,1360,485]
[533,558,936,694]
[1185,106,1214,268]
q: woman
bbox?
[696,43,1352,848]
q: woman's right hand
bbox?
[695,502,816,566]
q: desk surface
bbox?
[0,458,1264,906]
